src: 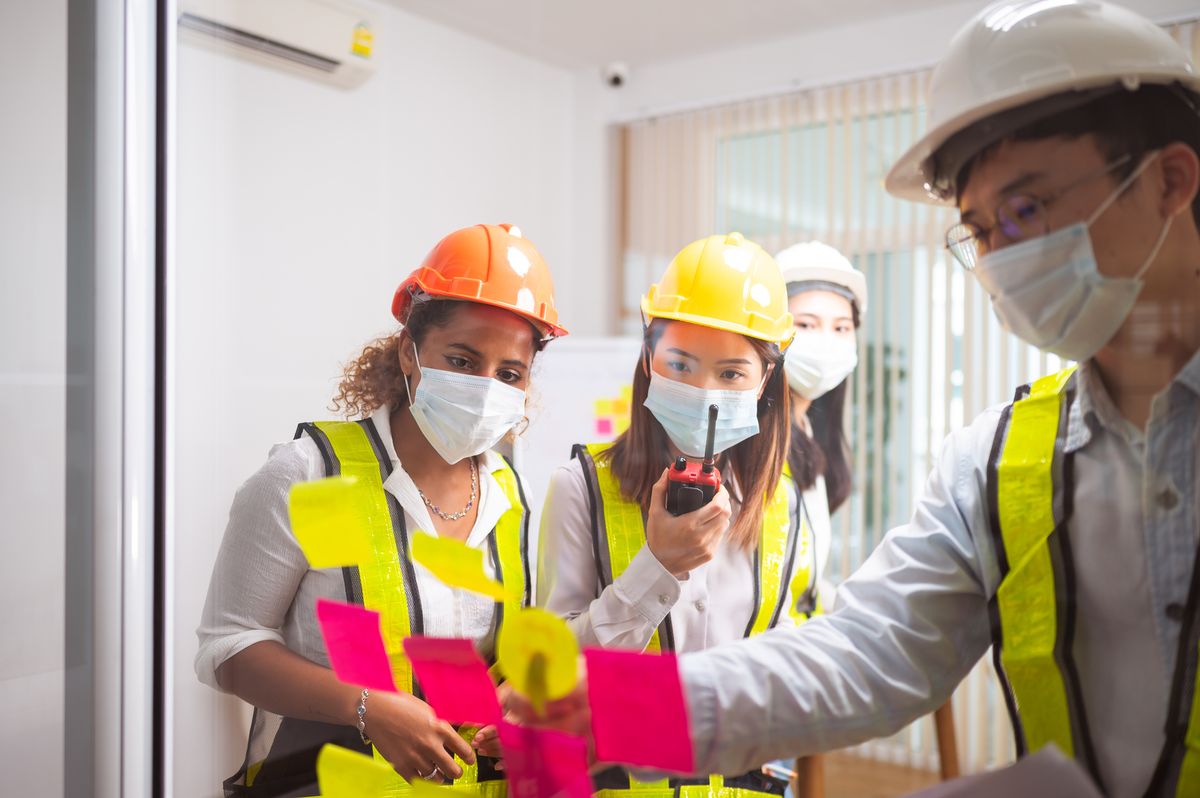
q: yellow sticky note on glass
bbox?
[316,744,392,797]
[594,398,614,416]
[288,476,373,569]
[410,533,516,601]
[497,607,579,713]
[412,779,474,798]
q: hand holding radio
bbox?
[646,407,731,578]
[646,471,730,579]
[666,404,722,515]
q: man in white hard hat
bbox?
[528,2,1200,796]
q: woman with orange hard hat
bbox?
[538,233,818,798]
[196,223,566,796]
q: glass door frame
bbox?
[67,0,171,794]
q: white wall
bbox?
[172,2,575,794]
[0,2,66,796]
[565,0,1200,335]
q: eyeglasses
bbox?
[944,154,1133,270]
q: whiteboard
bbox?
[514,336,644,561]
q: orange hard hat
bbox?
[392,223,567,339]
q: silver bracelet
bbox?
[356,688,372,746]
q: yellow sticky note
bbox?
[410,533,516,601]
[316,744,392,797]
[497,607,579,711]
[612,397,631,416]
[288,476,372,569]
[619,384,633,401]
[412,779,474,798]
[594,398,614,416]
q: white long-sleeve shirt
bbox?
[195,405,525,765]
[678,356,1200,798]
[538,457,829,654]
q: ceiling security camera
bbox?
[603,62,629,88]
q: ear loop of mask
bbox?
[1135,213,1174,282]
[1084,153,1156,226]
[760,349,780,406]
[1085,151,1170,282]
[403,339,421,408]
[640,311,653,379]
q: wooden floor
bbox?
[816,753,942,798]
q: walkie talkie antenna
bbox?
[702,404,718,473]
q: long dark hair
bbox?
[788,380,852,514]
[602,319,792,550]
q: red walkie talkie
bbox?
[666,404,721,516]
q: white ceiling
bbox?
[384,0,966,70]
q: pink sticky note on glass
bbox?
[584,647,694,772]
[402,636,502,726]
[498,721,593,798]
[315,598,398,693]
[595,418,614,436]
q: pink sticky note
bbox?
[402,636,502,726]
[315,598,398,693]
[584,647,694,773]
[595,418,614,436]
[498,721,592,798]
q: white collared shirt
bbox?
[195,406,525,760]
[678,354,1200,798]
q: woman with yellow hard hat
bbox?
[538,233,814,798]
[196,223,566,796]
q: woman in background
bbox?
[774,241,867,617]
[773,241,866,796]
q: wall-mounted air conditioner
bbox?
[178,0,377,88]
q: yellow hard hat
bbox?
[642,233,794,349]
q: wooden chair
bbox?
[790,699,958,797]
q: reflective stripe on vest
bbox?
[986,367,1102,786]
[987,369,1200,798]
[787,497,821,623]
[304,420,530,795]
[573,443,804,798]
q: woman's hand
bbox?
[507,657,594,766]
[644,469,732,578]
[471,725,504,762]
[471,682,513,765]
[366,690,477,783]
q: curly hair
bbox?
[331,298,467,418]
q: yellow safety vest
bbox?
[987,368,1200,798]
[229,419,530,798]
[572,443,812,798]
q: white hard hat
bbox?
[775,241,868,315]
[886,0,1200,205]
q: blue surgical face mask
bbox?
[643,371,763,458]
[972,152,1171,362]
[406,343,527,464]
